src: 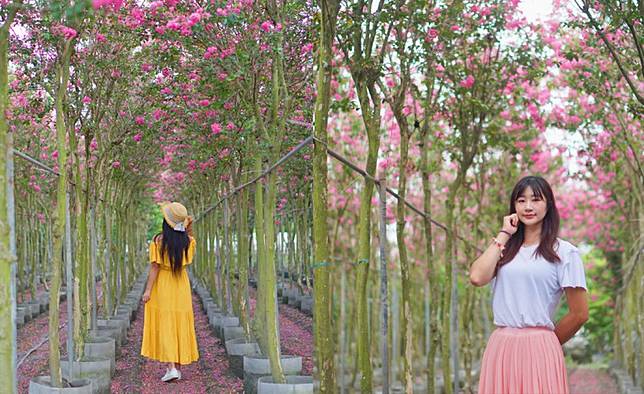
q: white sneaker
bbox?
[161,367,181,382]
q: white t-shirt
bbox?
[490,238,587,330]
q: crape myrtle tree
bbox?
[312,0,340,391]
[114,0,315,383]
[0,0,22,391]
[541,1,642,387]
[334,0,396,390]
[327,0,549,392]
[8,0,162,386]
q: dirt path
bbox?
[18,286,314,393]
[569,367,619,394]
[17,300,68,394]
[110,292,243,393]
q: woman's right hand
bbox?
[142,290,151,303]
[502,213,519,235]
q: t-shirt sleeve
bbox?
[557,247,587,290]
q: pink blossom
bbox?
[226,122,236,130]
[199,99,210,107]
[260,20,274,32]
[218,148,230,159]
[11,94,28,108]
[135,115,145,125]
[153,109,165,120]
[450,25,461,32]
[300,43,313,54]
[96,33,106,42]
[54,25,77,40]
[460,75,475,89]
[112,161,121,168]
[224,102,233,110]
[426,28,439,41]
[82,96,92,104]
[92,0,123,10]
[90,138,98,151]
[141,63,153,72]
[133,133,142,142]
[210,122,222,135]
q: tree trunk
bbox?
[48,39,73,387]
[0,8,19,388]
[393,107,414,394]
[354,80,382,392]
[253,154,268,353]
[263,168,286,383]
[237,171,252,338]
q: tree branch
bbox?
[577,0,644,105]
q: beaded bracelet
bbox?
[492,237,505,258]
[492,237,505,251]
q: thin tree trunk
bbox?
[263,169,286,383]
[0,7,19,385]
[393,104,414,394]
[48,39,73,387]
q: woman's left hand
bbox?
[142,290,151,303]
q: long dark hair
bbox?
[154,220,190,275]
[497,176,561,267]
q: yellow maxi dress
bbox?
[140,236,199,364]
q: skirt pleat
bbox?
[478,327,568,394]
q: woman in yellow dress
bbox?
[141,201,199,382]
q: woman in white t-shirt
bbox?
[470,175,589,394]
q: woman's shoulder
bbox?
[555,238,580,260]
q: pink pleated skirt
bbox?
[478,327,569,394]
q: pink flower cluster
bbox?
[53,24,77,40]
[459,75,475,89]
[164,10,210,36]
[260,20,282,33]
[92,0,123,11]
[210,122,222,135]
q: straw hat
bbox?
[159,201,191,232]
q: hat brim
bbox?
[158,201,177,228]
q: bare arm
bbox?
[554,287,589,345]
[469,231,510,286]
[469,214,518,287]
[142,263,160,303]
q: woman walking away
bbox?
[469,175,589,394]
[141,201,199,382]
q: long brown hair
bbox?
[497,176,561,267]
[154,220,190,275]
